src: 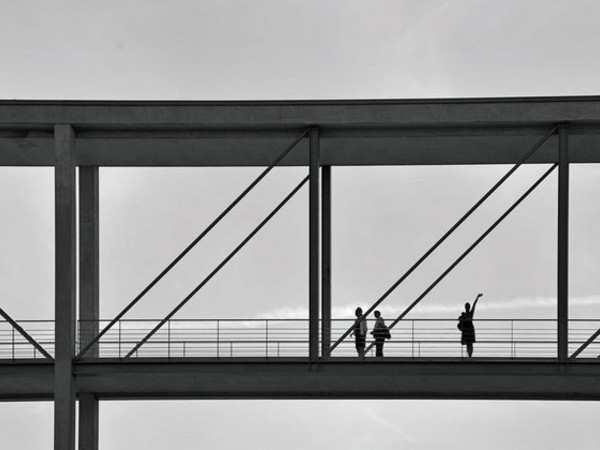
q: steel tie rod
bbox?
[77,128,308,359]
[363,163,558,354]
[329,125,558,355]
[124,175,310,358]
[0,306,54,360]
[569,327,600,359]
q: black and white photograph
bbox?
[1,1,600,449]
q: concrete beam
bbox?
[309,127,319,360]
[78,393,99,450]
[557,125,569,362]
[78,166,99,450]
[0,97,600,166]
[54,124,77,450]
[79,166,99,356]
[1,126,600,166]
[321,166,332,356]
[0,362,54,400]
[73,359,600,401]
[2,359,600,401]
[0,137,54,165]
[2,97,600,127]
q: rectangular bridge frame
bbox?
[1,97,600,449]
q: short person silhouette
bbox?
[458,293,483,357]
[371,310,387,357]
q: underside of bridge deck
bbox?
[2,359,600,401]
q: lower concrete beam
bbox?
[73,359,600,401]
[0,362,54,400]
[2,359,600,401]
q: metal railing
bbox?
[3,318,600,360]
[0,319,55,359]
[76,318,600,359]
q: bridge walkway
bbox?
[2,318,599,360]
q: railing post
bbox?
[558,123,569,362]
[309,126,320,360]
[167,320,171,358]
[511,320,514,358]
[217,320,220,358]
[265,319,269,358]
[11,327,15,359]
[411,320,415,358]
[118,320,122,359]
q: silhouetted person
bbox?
[458,293,483,357]
[371,310,389,357]
[351,307,368,357]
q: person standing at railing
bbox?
[371,310,390,357]
[351,307,368,358]
[458,293,483,357]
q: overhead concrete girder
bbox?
[2,96,600,127]
[2,128,600,166]
[1,97,600,166]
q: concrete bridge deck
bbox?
[3,358,600,401]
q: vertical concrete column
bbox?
[321,165,332,356]
[79,393,99,450]
[54,124,77,450]
[309,127,320,360]
[79,166,99,355]
[79,166,99,450]
[557,124,569,361]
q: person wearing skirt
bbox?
[458,293,483,357]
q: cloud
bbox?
[253,295,600,319]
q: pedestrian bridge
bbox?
[2,315,600,404]
[3,97,600,448]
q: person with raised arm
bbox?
[458,293,483,357]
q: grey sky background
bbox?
[2,0,600,449]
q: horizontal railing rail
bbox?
[0,319,56,360]
[2,318,600,360]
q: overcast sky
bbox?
[2,1,600,449]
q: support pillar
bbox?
[309,127,320,360]
[558,124,569,361]
[79,166,99,450]
[321,166,331,356]
[54,124,77,450]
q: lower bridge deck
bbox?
[2,358,600,401]
[1,319,600,400]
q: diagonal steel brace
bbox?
[569,328,600,359]
[0,306,54,360]
[77,128,309,359]
[329,126,558,355]
[363,163,558,354]
[124,175,310,358]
